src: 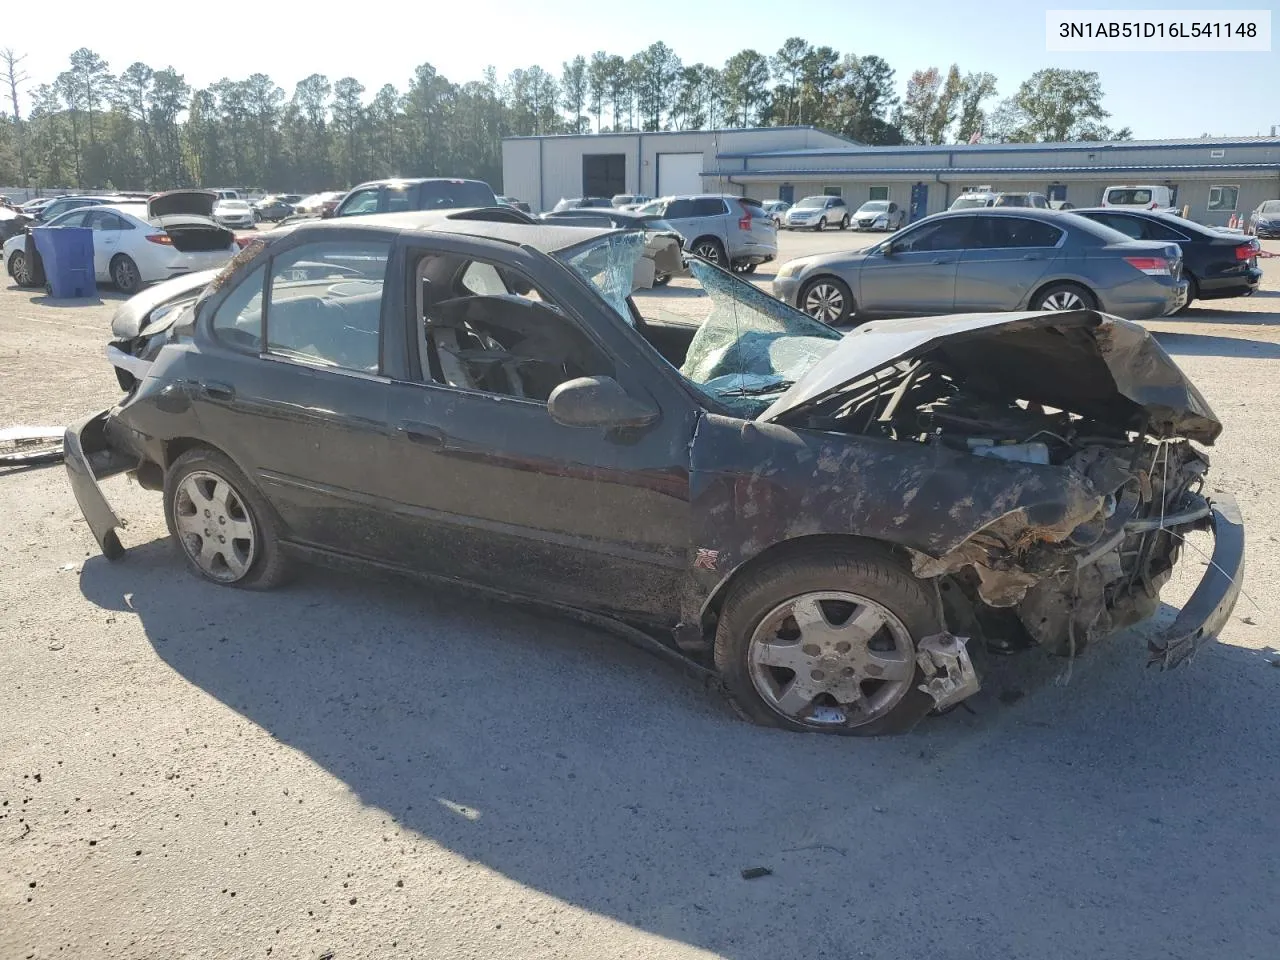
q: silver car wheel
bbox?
[11,251,30,285]
[172,470,257,583]
[747,591,915,728]
[693,240,723,266]
[1041,290,1085,310]
[803,282,845,324]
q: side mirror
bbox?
[547,376,659,430]
[882,240,899,256]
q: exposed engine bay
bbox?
[789,356,1213,661]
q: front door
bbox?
[191,237,397,557]
[1047,184,1067,204]
[857,216,972,316]
[779,183,795,204]
[381,247,694,623]
[954,215,1064,311]
[909,183,929,223]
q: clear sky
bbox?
[18,0,1280,139]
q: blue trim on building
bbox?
[702,163,1280,177]
[715,137,1280,161]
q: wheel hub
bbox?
[172,470,257,582]
[747,591,914,727]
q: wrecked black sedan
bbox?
[65,209,1244,735]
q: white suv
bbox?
[782,196,851,231]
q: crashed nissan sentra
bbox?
[64,209,1245,735]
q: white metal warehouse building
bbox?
[502,129,1280,227]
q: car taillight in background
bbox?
[737,200,752,231]
[1123,256,1172,276]
[145,233,174,245]
[234,237,255,249]
[1236,240,1260,260]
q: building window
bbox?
[1208,185,1239,211]
[1210,149,1225,159]
[822,186,843,197]
[868,186,889,202]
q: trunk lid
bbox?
[148,189,217,219]
[757,310,1221,443]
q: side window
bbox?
[211,262,267,352]
[1141,219,1186,242]
[49,210,88,228]
[688,198,725,217]
[416,253,612,403]
[976,218,1063,248]
[338,189,379,217]
[385,186,413,213]
[265,241,390,373]
[1096,214,1144,240]
[664,199,695,220]
[86,211,125,231]
[894,218,973,253]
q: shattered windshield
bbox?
[558,235,841,418]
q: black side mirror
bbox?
[547,376,659,429]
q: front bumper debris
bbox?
[63,409,132,560]
[916,632,980,709]
[1147,493,1245,668]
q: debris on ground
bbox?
[740,867,772,880]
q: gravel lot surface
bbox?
[2,232,1279,960]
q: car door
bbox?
[380,240,695,623]
[190,235,401,558]
[954,215,1064,311]
[857,216,972,316]
[661,198,697,245]
[83,210,125,282]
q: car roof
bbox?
[350,177,489,189]
[282,209,616,252]
[929,208,1064,220]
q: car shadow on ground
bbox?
[1171,303,1280,326]
[74,536,1280,957]
[1153,330,1280,359]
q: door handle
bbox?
[196,380,235,401]
[930,257,954,264]
[1021,254,1042,260]
[397,421,445,447]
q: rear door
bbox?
[191,235,399,557]
[954,215,1064,311]
[858,216,972,315]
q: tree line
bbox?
[0,41,1132,195]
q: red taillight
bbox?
[235,237,254,249]
[145,233,173,245]
[737,201,751,230]
[1236,241,1258,261]
[1123,256,1171,276]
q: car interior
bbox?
[414,254,614,402]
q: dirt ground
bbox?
[2,233,1279,960]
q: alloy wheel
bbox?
[1040,290,1085,310]
[172,470,257,583]
[693,241,723,266]
[114,258,138,291]
[803,282,846,324]
[11,251,29,285]
[747,591,915,728]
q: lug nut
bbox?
[835,641,851,654]
[811,669,826,681]
[802,644,821,657]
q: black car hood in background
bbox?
[759,310,1222,444]
[147,189,218,219]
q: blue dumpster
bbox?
[31,225,94,298]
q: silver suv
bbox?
[646,194,777,273]
[782,195,851,231]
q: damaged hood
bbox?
[110,268,220,339]
[148,189,217,219]
[758,310,1221,444]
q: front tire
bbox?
[110,254,142,295]
[839,215,850,230]
[1031,281,1097,312]
[164,448,290,590]
[814,217,827,232]
[799,275,853,326]
[714,545,937,735]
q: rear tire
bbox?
[164,448,290,590]
[692,237,727,268]
[1031,281,1097,312]
[8,250,33,287]
[799,275,853,326]
[714,545,938,735]
[110,254,142,295]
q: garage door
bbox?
[657,153,704,196]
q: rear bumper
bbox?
[63,409,133,560]
[1147,493,1245,669]
[1197,267,1262,299]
